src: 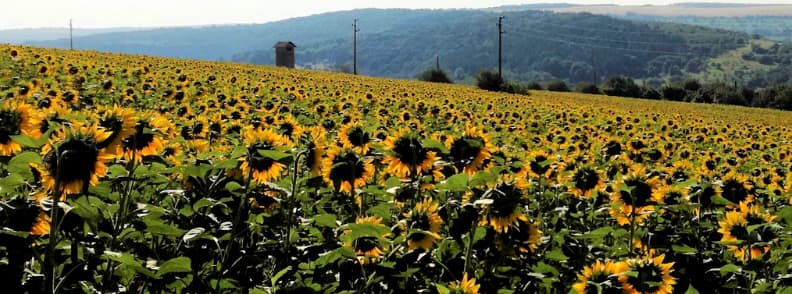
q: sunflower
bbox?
[239,128,290,184]
[403,197,443,251]
[247,189,280,213]
[719,172,754,206]
[96,105,136,155]
[479,182,529,233]
[610,166,660,226]
[120,115,169,163]
[0,100,39,156]
[31,100,69,138]
[494,217,543,257]
[619,255,676,294]
[301,127,325,176]
[34,124,114,197]
[446,273,480,294]
[322,148,375,194]
[572,260,628,294]
[381,130,441,179]
[567,165,605,198]
[343,216,390,264]
[276,115,303,142]
[446,125,493,176]
[338,123,373,155]
[524,150,554,179]
[717,203,776,262]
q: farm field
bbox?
[1,45,792,293]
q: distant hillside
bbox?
[0,27,147,44]
[21,8,790,86]
[549,3,792,17]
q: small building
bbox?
[274,41,297,68]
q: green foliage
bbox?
[417,68,453,84]
[476,70,504,92]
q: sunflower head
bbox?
[572,260,628,294]
[494,218,542,257]
[0,100,38,156]
[479,182,528,233]
[446,273,480,294]
[619,255,676,294]
[343,216,390,264]
[447,126,493,176]
[382,130,439,179]
[248,189,280,213]
[338,123,373,155]
[568,166,604,198]
[96,105,136,154]
[322,148,374,194]
[404,197,443,251]
[240,128,289,184]
[37,124,113,196]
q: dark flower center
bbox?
[347,127,370,147]
[0,109,23,144]
[45,135,100,187]
[97,115,125,148]
[573,167,600,192]
[329,152,366,189]
[529,155,550,176]
[354,237,378,252]
[449,136,483,166]
[122,122,155,151]
[392,136,427,167]
[619,178,652,207]
[491,184,522,217]
[626,263,665,293]
[721,179,749,204]
[247,143,276,171]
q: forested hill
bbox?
[230,9,753,84]
[26,9,782,86]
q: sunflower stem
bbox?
[284,151,306,257]
[45,149,72,294]
[102,134,138,291]
[217,151,256,293]
[628,201,636,258]
[463,215,477,275]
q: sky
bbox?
[1,0,787,29]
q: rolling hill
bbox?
[16,8,791,86]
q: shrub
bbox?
[546,80,569,92]
[575,82,600,94]
[475,70,503,92]
[417,68,453,84]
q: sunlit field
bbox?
[1,45,792,293]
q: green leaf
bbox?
[8,151,40,176]
[438,173,468,192]
[312,214,337,228]
[436,284,450,294]
[213,159,239,169]
[672,244,698,255]
[546,248,568,262]
[367,203,394,219]
[256,150,291,161]
[156,257,192,278]
[224,181,244,194]
[104,251,155,278]
[422,138,448,152]
[0,174,25,192]
[720,264,741,275]
[340,223,391,242]
[684,285,700,294]
[271,266,292,286]
[10,134,44,148]
[107,164,129,178]
[183,227,206,243]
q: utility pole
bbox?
[436,55,440,71]
[353,18,359,75]
[497,16,505,80]
[69,19,73,50]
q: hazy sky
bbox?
[1,0,787,29]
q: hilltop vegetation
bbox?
[19,9,791,87]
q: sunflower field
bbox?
[1,45,792,293]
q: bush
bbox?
[475,70,504,92]
[500,82,530,95]
[575,82,600,94]
[417,68,453,84]
[526,81,543,90]
[602,76,642,98]
[661,85,686,101]
[546,80,569,92]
